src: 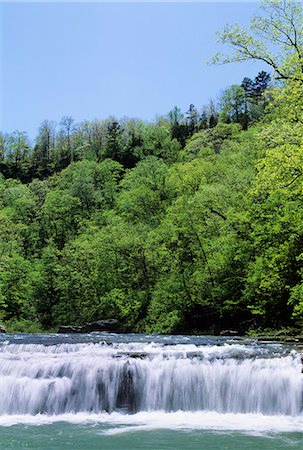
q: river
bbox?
[0,333,302,449]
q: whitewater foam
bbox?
[0,339,302,422]
[1,411,302,434]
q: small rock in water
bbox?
[82,319,119,333]
[220,330,239,336]
[57,319,120,334]
[57,325,82,334]
[0,324,6,333]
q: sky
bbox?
[0,1,266,140]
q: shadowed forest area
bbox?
[1,0,303,335]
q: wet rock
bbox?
[81,319,120,333]
[220,330,239,336]
[0,324,6,333]
[58,319,120,334]
[57,325,82,334]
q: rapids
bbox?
[0,334,302,419]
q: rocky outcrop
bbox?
[0,324,6,333]
[81,319,119,333]
[220,330,239,336]
[58,319,120,334]
[57,325,82,334]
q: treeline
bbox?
[0,71,271,183]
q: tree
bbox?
[117,156,169,227]
[105,119,123,161]
[207,99,218,128]
[0,253,34,320]
[0,133,5,162]
[51,216,152,330]
[241,77,255,98]
[186,104,199,135]
[168,106,188,146]
[254,70,271,99]
[133,122,181,164]
[219,84,247,126]
[219,72,271,128]
[53,159,123,215]
[33,245,61,327]
[4,131,31,178]
[211,0,303,82]
[181,122,242,159]
[199,109,208,130]
[31,120,56,178]
[60,116,74,147]
[41,190,81,249]
[56,116,76,168]
[168,106,184,125]
[146,129,257,333]
[34,120,55,161]
[79,119,106,162]
[122,118,144,168]
[240,71,272,124]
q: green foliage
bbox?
[47,214,152,330]
[0,254,37,320]
[117,156,169,226]
[218,72,272,128]
[4,318,44,334]
[52,159,123,214]
[289,282,303,325]
[211,0,303,82]
[2,102,297,334]
[2,0,303,334]
[219,85,247,124]
[181,123,242,159]
[41,190,81,249]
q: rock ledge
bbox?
[58,319,119,334]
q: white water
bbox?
[1,411,303,434]
[0,340,302,425]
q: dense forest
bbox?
[1,0,303,334]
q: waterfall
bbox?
[0,341,302,417]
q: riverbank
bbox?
[246,327,303,344]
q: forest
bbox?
[1,0,303,335]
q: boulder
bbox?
[81,319,120,333]
[57,319,120,334]
[57,325,82,334]
[0,324,6,333]
[220,330,239,336]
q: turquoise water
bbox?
[0,333,302,449]
[1,424,302,450]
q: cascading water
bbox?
[0,337,302,418]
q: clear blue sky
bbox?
[1,1,266,139]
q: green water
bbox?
[0,425,302,450]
